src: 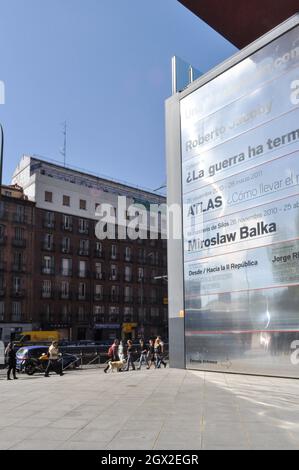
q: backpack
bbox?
[108,346,114,358]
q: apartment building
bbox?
[0,184,35,342]
[10,156,168,341]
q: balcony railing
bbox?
[43,220,55,229]
[61,223,73,232]
[94,294,104,302]
[61,246,72,254]
[0,236,7,245]
[78,249,90,257]
[13,214,27,224]
[41,290,54,299]
[42,242,55,252]
[0,211,8,221]
[59,292,72,300]
[77,293,90,301]
[0,262,7,271]
[94,272,105,280]
[10,289,26,299]
[0,288,6,297]
[41,267,55,275]
[78,227,89,235]
[78,270,90,279]
[12,239,27,248]
[94,250,105,259]
[12,264,26,273]
[61,269,73,277]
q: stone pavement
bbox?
[0,367,299,450]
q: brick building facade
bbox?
[0,156,168,342]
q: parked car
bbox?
[16,345,81,374]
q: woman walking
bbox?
[137,339,148,370]
[124,340,136,371]
[146,339,155,369]
[155,338,167,368]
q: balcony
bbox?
[109,275,119,282]
[59,292,72,300]
[123,275,134,283]
[41,267,55,275]
[94,250,105,259]
[13,214,27,224]
[61,269,72,277]
[61,246,73,254]
[0,211,8,221]
[41,290,54,299]
[0,262,7,271]
[124,254,133,263]
[10,289,26,299]
[43,220,55,229]
[108,295,120,303]
[12,264,26,273]
[78,227,89,235]
[94,272,105,280]
[78,249,90,257]
[12,239,27,248]
[0,235,7,246]
[124,297,134,304]
[78,270,90,279]
[77,293,90,301]
[0,288,6,297]
[61,223,73,232]
[94,294,104,302]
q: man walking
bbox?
[5,342,18,380]
[45,341,64,377]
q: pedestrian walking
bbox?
[146,339,155,369]
[104,339,120,373]
[137,339,148,370]
[124,340,136,371]
[155,338,167,368]
[118,340,125,362]
[5,342,18,380]
[44,341,64,377]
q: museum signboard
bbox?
[179,20,299,376]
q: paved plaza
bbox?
[0,367,299,450]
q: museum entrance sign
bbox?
[166,14,299,377]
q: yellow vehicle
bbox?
[14,331,60,347]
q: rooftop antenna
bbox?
[60,121,67,167]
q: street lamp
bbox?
[0,124,3,187]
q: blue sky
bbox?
[0,0,236,191]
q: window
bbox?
[138,267,144,281]
[63,195,70,207]
[42,280,52,298]
[95,262,102,280]
[79,218,89,234]
[62,258,72,276]
[111,245,117,259]
[44,211,55,228]
[95,285,103,301]
[62,237,70,253]
[43,256,53,274]
[111,285,119,301]
[124,286,132,302]
[13,277,21,293]
[61,281,70,299]
[79,283,86,300]
[150,307,159,318]
[44,233,53,250]
[124,307,133,322]
[0,301,4,321]
[80,199,87,210]
[110,265,117,281]
[125,247,131,261]
[78,306,87,322]
[62,214,72,230]
[79,239,89,256]
[124,266,132,282]
[79,260,87,278]
[12,302,21,321]
[45,191,53,203]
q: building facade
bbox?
[0,185,35,342]
[8,156,168,342]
